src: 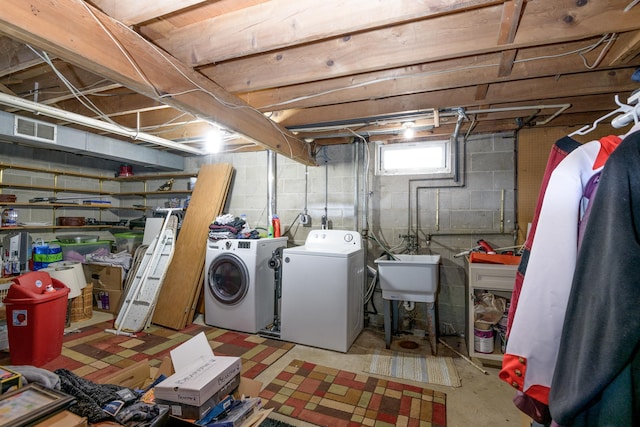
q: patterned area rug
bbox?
[260,359,447,427]
[0,320,294,383]
[366,349,461,388]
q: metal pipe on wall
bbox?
[267,150,277,224]
[407,111,467,236]
[354,139,360,232]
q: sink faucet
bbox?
[399,234,418,254]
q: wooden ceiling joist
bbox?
[0,0,315,165]
[157,0,505,66]
[498,0,525,45]
[203,0,640,93]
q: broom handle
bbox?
[438,338,489,375]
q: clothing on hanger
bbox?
[506,136,581,337]
[549,130,640,426]
[500,135,622,416]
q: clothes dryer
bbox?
[280,230,364,352]
[205,237,287,333]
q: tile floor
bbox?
[71,311,525,427]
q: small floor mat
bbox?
[366,349,461,387]
[260,359,447,427]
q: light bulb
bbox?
[206,127,223,153]
[403,122,415,139]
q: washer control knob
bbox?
[225,241,232,250]
[344,233,354,242]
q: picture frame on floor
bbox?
[0,383,75,427]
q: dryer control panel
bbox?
[304,229,362,252]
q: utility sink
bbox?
[375,254,441,303]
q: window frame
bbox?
[375,138,454,177]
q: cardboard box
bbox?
[83,264,123,291]
[93,289,123,314]
[0,366,21,394]
[84,264,124,314]
[98,333,268,426]
[33,410,88,427]
[153,332,241,407]
[167,378,267,426]
[154,356,241,407]
[97,358,172,390]
[156,373,240,419]
[155,332,246,423]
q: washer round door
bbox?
[208,253,249,305]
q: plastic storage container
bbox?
[4,271,69,366]
[1,209,18,227]
[55,240,112,261]
[113,232,144,254]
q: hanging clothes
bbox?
[549,130,640,426]
[506,136,581,336]
[500,135,622,417]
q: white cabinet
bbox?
[467,263,518,363]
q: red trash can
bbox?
[4,271,69,366]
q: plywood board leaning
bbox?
[152,163,234,330]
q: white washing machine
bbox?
[280,230,365,352]
[205,237,287,333]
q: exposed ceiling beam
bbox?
[607,30,640,65]
[156,0,504,66]
[0,0,316,165]
[275,67,639,128]
[90,0,208,26]
[497,0,525,45]
[202,0,640,92]
[0,36,44,77]
[241,38,635,111]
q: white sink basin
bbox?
[375,254,441,302]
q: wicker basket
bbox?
[70,282,93,323]
[0,280,13,323]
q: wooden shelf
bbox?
[0,202,149,211]
[0,162,118,181]
[117,190,192,197]
[1,225,130,231]
[0,183,111,195]
[0,163,196,234]
[115,172,196,182]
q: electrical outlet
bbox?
[300,214,311,227]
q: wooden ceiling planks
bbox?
[151,163,234,330]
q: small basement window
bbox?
[376,139,451,176]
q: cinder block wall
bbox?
[189,131,517,337]
[0,131,517,338]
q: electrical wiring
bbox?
[259,62,501,110]
[51,2,616,161]
[28,46,208,142]
[78,1,310,160]
[345,128,371,231]
[513,33,617,66]
[363,266,378,306]
[28,47,126,128]
[579,33,617,69]
[262,33,618,111]
[81,3,161,99]
[82,3,313,158]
